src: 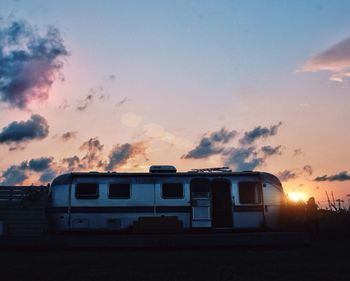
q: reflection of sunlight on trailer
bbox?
[47,166,285,233]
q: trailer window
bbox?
[109,184,131,199]
[238,182,262,204]
[75,183,99,199]
[162,183,183,199]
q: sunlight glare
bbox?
[288,192,306,202]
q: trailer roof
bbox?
[51,171,282,190]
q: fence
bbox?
[0,186,48,236]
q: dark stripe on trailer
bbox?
[233,205,264,212]
[47,206,191,213]
[48,206,263,213]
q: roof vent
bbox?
[149,165,177,173]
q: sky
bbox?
[1,0,350,207]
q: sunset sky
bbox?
[1,0,350,207]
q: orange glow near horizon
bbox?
[287,192,307,202]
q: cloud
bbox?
[61,155,81,170]
[0,18,68,108]
[0,138,149,184]
[314,171,350,182]
[39,169,56,183]
[58,138,148,172]
[277,170,298,182]
[79,137,105,169]
[0,161,28,185]
[0,156,55,185]
[76,86,109,111]
[28,157,53,172]
[182,127,237,159]
[109,74,116,81]
[276,165,313,182]
[76,94,94,111]
[293,149,303,156]
[210,128,237,144]
[183,124,284,171]
[61,131,78,141]
[302,36,350,82]
[224,146,264,171]
[303,165,313,176]
[239,122,282,145]
[115,97,130,107]
[261,145,282,156]
[106,142,147,170]
[0,114,49,148]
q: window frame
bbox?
[75,183,99,199]
[238,181,262,204]
[161,183,184,199]
[108,183,131,199]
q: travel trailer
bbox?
[47,166,285,233]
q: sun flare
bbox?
[288,192,306,202]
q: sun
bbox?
[288,192,306,202]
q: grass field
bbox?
[0,238,349,281]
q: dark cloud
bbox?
[182,138,223,159]
[0,161,28,185]
[303,165,313,176]
[302,36,350,82]
[61,155,81,170]
[210,128,237,143]
[39,169,56,183]
[76,94,94,111]
[183,124,283,171]
[0,156,54,185]
[8,145,25,151]
[182,128,237,159]
[314,171,350,182]
[0,114,49,147]
[0,19,68,108]
[90,86,108,101]
[76,86,109,111]
[115,97,130,107]
[261,145,282,156]
[224,147,264,171]
[239,122,282,145]
[277,170,298,182]
[107,142,146,170]
[79,137,105,169]
[28,157,53,172]
[59,139,147,172]
[293,148,303,156]
[61,131,78,141]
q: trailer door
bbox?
[211,179,233,228]
[190,178,211,228]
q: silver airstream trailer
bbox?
[47,166,285,233]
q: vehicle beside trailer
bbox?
[47,166,285,233]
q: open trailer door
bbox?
[211,178,233,228]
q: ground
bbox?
[0,238,349,281]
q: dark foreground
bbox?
[0,238,349,281]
